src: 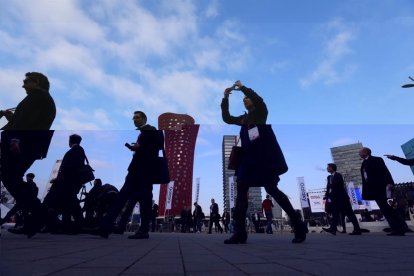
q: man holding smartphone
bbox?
[93,111,164,239]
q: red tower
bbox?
[158,113,199,216]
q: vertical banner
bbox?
[229,176,235,209]
[347,182,359,210]
[165,181,175,210]
[195,177,200,204]
[297,177,309,208]
[42,159,62,200]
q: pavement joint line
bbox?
[183,235,249,275]
[177,236,188,276]
[116,234,171,275]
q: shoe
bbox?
[87,227,110,238]
[340,230,347,234]
[386,232,405,236]
[349,230,362,235]
[292,222,308,243]
[128,231,149,239]
[224,232,247,244]
[322,227,336,236]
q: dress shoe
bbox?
[292,221,308,243]
[386,232,405,236]
[349,230,362,235]
[322,227,336,235]
[128,231,149,239]
[224,232,247,244]
[87,227,110,238]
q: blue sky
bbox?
[1,1,414,212]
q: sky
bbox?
[1,0,414,213]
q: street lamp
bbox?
[402,76,414,88]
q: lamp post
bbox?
[402,76,414,88]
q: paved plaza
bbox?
[1,228,413,276]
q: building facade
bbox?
[157,113,199,217]
[330,143,363,187]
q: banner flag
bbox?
[195,177,200,204]
[229,176,235,209]
[42,159,62,200]
[165,181,175,210]
[347,182,359,210]
[308,191,326,213]
[297,177,309,208]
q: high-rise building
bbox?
[271,198,283,219]
[222,135,238,211]
[330,143,363,186]
[158,113,199,217]
[401,138,414,175]
[222,135,262,218]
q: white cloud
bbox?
[57,107,113,130]
[300,19,356,87]
[0,69,27,106]
[0,1,252,129]
[205,0,219,18]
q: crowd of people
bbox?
[1,72,413,244]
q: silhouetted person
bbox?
[208,198,223,234]
[180,207,191,233]
[322,163,361,235]
[43,134,86,234]
[1,72,55,237]
[385,154,414,166]
[193,202,203,233]
[262,195,274,234]
[222,208,230,233]
[359,147,406,236]
[1,173,38,227]
[151,200,159,232]
[83,178,103,227]
[1,72,56,130]
[221,80,307,244]
[92,111,164,239]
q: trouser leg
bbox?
[137,184,153,233]
[117,199,137,231]
[376,198,405,233]
[265,183,302,227]
[343,205,360,231]
[233,181,249,234]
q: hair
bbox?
[94,178,102,186]
[26,173,35,178]
[69,134,82,144]
[26,72,50,91]
[361,147,372,155]
[327,163,337,171]
[134,111,147,122]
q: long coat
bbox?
[361,156,394,200]
[325,172,351,208]
[127,125,165,183]
[221,86,287,186]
